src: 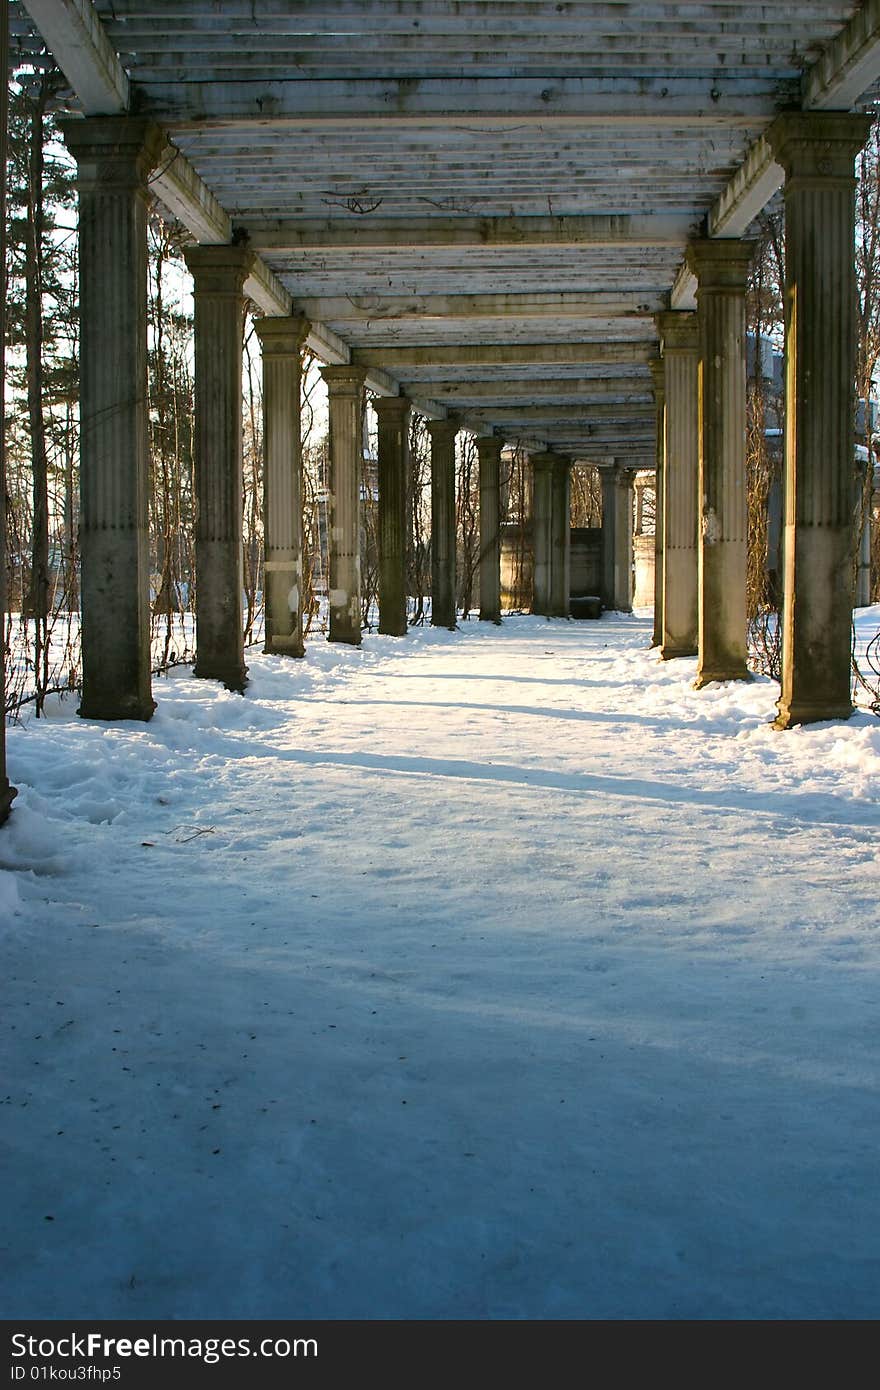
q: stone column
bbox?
[320,365,367,645]
[375,394,411,637]
[61,117,164,721]
[649,359,665,646]
[549,457,571,618]
[766,112,872,727]
[476,434,503,624]
[612,470,635,612]
[686,238,755,686]
[530,452,556,615]
[0,0,15,822]
[184,245,254,692]
[600,466,616,610]
[657,311,700,659]
[254,316,310,658]
[428,418,459,630]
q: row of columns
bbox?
[0,105,862,797]
[651,110,871,727]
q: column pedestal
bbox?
[657,312,700,659]
[254,316,310,658]
[686,238,755,687]
[375,395,411,637]
[476,435,503,623]
[766,111,872,727]
[321,366,367,645]
[185,245,254,691]
[62,117,163,720]
[428,418,459,630]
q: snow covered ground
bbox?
[1,609,879,1320]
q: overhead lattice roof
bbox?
[10,1,880,460]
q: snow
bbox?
[1,608,879,1320]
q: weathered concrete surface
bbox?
[321,365,367,646]
[62,117,163,721]
[254,315,311,659]
[476,435,503,624]
[687,238,754,687]
[657,311,699,660]
[428,418,459,630]
[375,394,411,637]
[185,244,255,692]
[768,112,872,729]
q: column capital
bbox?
[686,238,755,293]
[320,364,368,396]
[530,450,566,471]
[426,415,460,443]
[766,110,873,183]
[657,310,699,354]
[254,314,311,357]
[184,244,256,296]
[474,433,504,459]
[615,467,637,487]
[59,116,165,192]
[373,393,412,423]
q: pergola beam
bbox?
[805,0,880,109]
[353,343,654,369]
[291,291,666,320]
[404,378,652,402]
[249,214,703,252]
[18,0,130,113]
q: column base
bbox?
[693,666,752,689]
[774,699,854,730]
[378,622,407,637]
[193,659,248,694]
[0,781,18,825]
[327,630,362,647]
[480,612,502,625]
[661,644,698,661]
[78,693,157,721]
[264,636,305,659]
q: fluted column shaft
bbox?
[254,316,310,658]
[185,246,254,691]
[476,435,503,623]
[375,395,411,637]
[612,470,635,612]
[657,312,700,658]
[649,359,665,646]
[687,239,754,686]
[62,117,164,720]
[321,366,367,645]
[428,418,459,629]
[767,112,872,727]
[531,452,556,615]
[550,458,571,618]
[0,0,15,821]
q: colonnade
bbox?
[0,105,871,834]
[650,111,872,728]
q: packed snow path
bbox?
[2,612,880,1320]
